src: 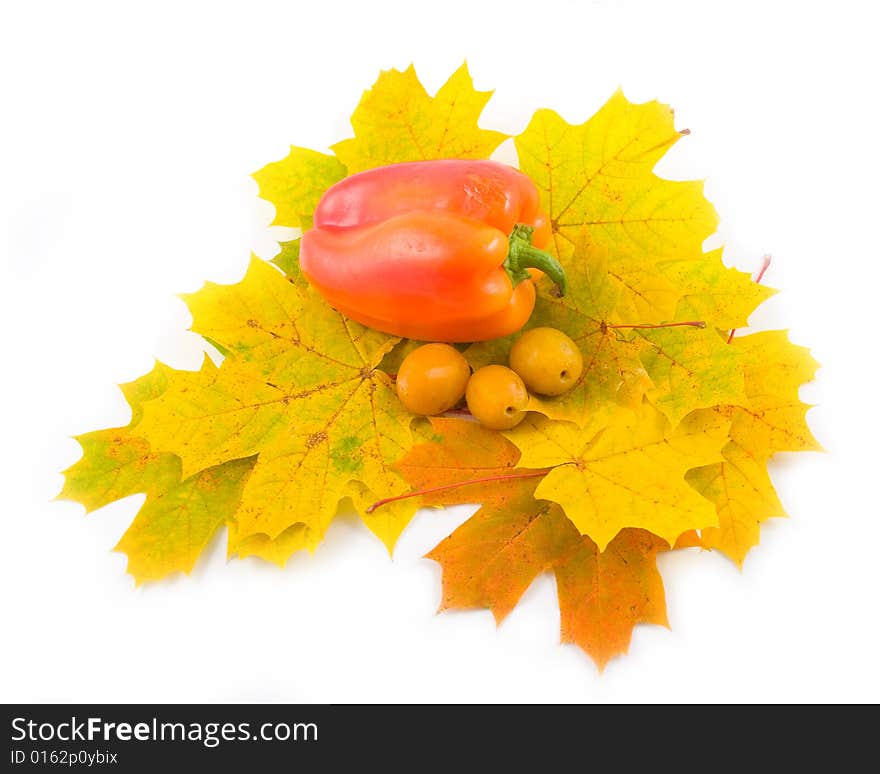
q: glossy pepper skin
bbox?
[299,159,566,342]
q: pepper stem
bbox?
[504,224,567,296]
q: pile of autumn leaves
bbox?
[60,65,819,669]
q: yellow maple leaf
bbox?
[516,90,718,264]
[252,146,346,229]
[332,63,506,174]
[62,63,517,577]
[684,330,820,564]
[227,521,318,568]
[686,440,785,565]
[505,405,729,549]
[136,258,417,553]
[726,330,821,455]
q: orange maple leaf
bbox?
[555,530,671,670]
[396,417,526,507]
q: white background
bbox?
[2,0,878,702]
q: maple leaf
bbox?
[333,63,506,174]
[395,416,523,507]
[429,491,676,669]
[466,247,748,429]
[116,456,255,584]
[253,146,345,229]
[516,90,717,264]
[554,529,671,670]
[725,330,820,455]
[657,248,777,330]
[426,476,581,622]
[58,362,180,512]
[685,330,820,564]
[135,257,417,553]
[59,359,259,584]
[505,404,730,549]
[402,418,679,669]
[638,324,746,426]
[465,92,758,429]
[227,521,317,568]
[270,237,303,279]
[686,440,785,565]
[465,246,655,424]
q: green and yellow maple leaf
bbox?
[484,91,762,429]
[58,361,180,512]
[639,324,746,426]
[658,248,777,330]
[116,456,255,585]
[59,358,260,584]
[465,246,655,425]
[67,63,517,578]
[466,279,746,431]
[333,63,506,174]
[253,146,345,229]
[342,74,769,437]
[136,257,417,553]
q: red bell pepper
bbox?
[299,159,565,342]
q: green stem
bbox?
[504,224,567,296]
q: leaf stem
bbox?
[727,254,772,344]
[608,320,706,330]
[365,469,551,513]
